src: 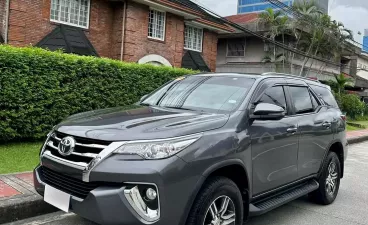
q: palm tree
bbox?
[262,53,286,72]
[289,0,323,75]
[259,8,289,72]
[334,73,354,95]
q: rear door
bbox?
[286,80,334,178]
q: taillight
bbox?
[341,115,346,121]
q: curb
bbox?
[0,195,58,224]
[348,135,368,145]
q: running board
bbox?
[249,180,319,217]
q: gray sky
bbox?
[195,0,367,45]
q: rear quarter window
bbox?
[310,85,339,108]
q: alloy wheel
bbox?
[203,195,236,225]
[325,161,338,196]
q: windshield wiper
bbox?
[140,102,154,106]
[163,106,194,111]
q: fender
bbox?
[317,139,345,178]
[179,159,250,225]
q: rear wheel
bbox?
[310,152,341,205]
[186,177,243,225]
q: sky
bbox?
[195,0,368,45]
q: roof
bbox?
[154,0,234,32]
[225,13,259,24]
[36,25,98,56]
[182,51,210,72]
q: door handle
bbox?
[287,127,298,134]
[322,122,331,128]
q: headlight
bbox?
[113,134,201,159]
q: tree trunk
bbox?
[305,46,320,77]
[299,41,315,77]
[282,33,285,73]
[290,33,301,74]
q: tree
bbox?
[262,53,286,72]
[259,8,289,72]
[334,73,354,95]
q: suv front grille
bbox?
[40,166,102,199]
[43,131,112,165]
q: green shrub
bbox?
[0,45,196,143]
[339,94,365,119]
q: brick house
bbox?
[0,0,233,71]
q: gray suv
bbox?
[34,73,347,225]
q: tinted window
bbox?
[289,86,314,114]
[310,85,339,108]
[258,86,287,111]
[142,76,255,113]
[310,92,320,109]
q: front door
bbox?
[249,80,299,195]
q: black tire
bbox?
[310,152,341,205]
[186,176,244,225]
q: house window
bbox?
[148,9,166,40]
[227,38,245,56]
[184,26,203,52]
[50,0,90,28]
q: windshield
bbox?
[142,76,255,113]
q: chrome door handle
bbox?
[287,128,298,134]
[322,122,331,128]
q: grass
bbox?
[0,142,43,174]
[347,124,361,131]
[350,120,368,127]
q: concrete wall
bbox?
[217,36,339,81]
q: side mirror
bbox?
[140,94,148,102]
[250,103,285,120]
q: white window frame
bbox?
[184,25,203,52]
[226,38,246,57]
[148,8,166,41]
[50,0,91,29]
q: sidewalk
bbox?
[1,129,368,223]
[0,172,56,223]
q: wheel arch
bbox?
[180,159,251,225]
[319,140,345,178]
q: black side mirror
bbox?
[250,103,285,120]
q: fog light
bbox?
[146,188,157,200]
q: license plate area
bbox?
[44,185,71,212]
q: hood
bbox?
[55,105,229,141]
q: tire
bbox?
[186,176,244,225]
[310,151,341,205]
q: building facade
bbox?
[0,0,232,71]
[237,0,328,14]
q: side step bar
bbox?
[249,179,319,217]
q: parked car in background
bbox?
[34,73,347,225]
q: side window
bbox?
[310,91,320,109]
[289,86,314,114]
[258,86,287,112]
[310,85,339,108]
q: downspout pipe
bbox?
[120,0,127,61]
[4,0,10,43]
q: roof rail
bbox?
[261,72,321,83]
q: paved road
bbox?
[7,142,368,225]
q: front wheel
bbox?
[310,152,341,205]
[186,177,243,225]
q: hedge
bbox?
[0,45,196,143]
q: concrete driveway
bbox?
[8,142,368,225]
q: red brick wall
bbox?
[123,1,184,68]
[6,0,120,58]
[202,30,218,72]
[0,0,7,41]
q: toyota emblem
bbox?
[58,136,76,156]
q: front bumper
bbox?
[34,155,202,225]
